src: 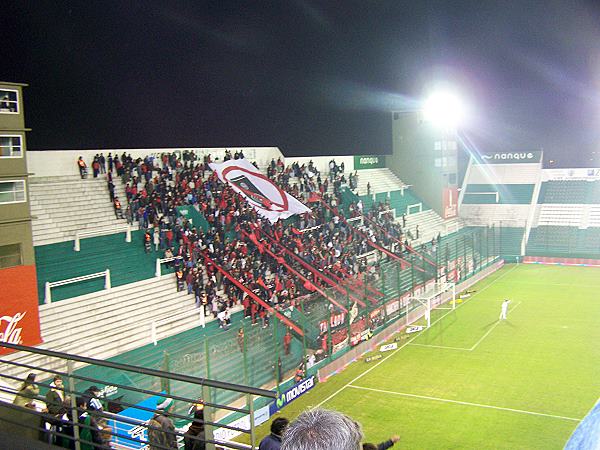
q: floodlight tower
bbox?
[390,86,470,221]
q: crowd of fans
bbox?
[75,151,435,333]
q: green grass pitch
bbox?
[245,264,600,449]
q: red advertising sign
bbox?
[0,265,43,354]
[443,187,458,219]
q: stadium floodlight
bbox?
[422,89,467,131]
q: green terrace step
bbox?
[35,230,168,304]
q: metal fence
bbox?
[0,342,275,450]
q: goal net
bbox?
[407,281,456,328]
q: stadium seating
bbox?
[1,275,212,381]
[537,180,598,204]
[526,226,600,258]
[536,204,585,227]
[30,177,124,246]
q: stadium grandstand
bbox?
[1,82,599,449]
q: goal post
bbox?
[408,281,456,328]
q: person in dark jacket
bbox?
[363,435,400,450]
[259,417,289,450]
[184,400,206,450]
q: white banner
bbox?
[379,343,397,352]
[209,158,310,223]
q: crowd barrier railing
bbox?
[45,269,111,304]
[74,224,131,252]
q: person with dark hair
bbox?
[45,376,69,444]
[281,408,362,450]
[259,417,289,450]
[184,400,206,450]
[362,435,400,450]
[13,373,39,408]
[60,396,104,450]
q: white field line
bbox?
[408,298,523,352]
[316,264,520,407]
[408,343,471,351]
[469,301,522,351]
[346,385,581,422]
[503,281,600,288]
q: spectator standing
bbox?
[13,373,40,407]
[283,329,292,355]
[74,396,104,450]
[12,373,39,408]
[148,398,177,450]
[153,228,160,252]
[92,156,100,178]
[259,417,289,450]
[184,400,206,450]
[77,157,87,179]
[45,376,69,445]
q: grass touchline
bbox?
[346,385,582,422]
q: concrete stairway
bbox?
[353,168,407,195]
[29,177,126,246]
[404,210,463,245]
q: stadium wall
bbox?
[26,147,283,178]
[523,256,600,267]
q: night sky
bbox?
[3,1,600,166]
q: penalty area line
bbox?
[347,385,581,422]
[316,264,519,408]
[469,301,522,351]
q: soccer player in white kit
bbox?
[499,299,510,320]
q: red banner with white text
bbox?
[0,265,43,354]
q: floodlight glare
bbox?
[423,90,467,130]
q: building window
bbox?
[0,136,23,157]
[0,89,18,114]
[0,244,22,268]
[0,180,26,204]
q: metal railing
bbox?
[74,224,132,252]
[0,342,275,450]
[45,269,111,304]
[150,308,209,346]
[155,257,176,277]
[407,203,423,215]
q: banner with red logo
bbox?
[443,187,458,219]
[210,159,310,223]
[0,265,43,354]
